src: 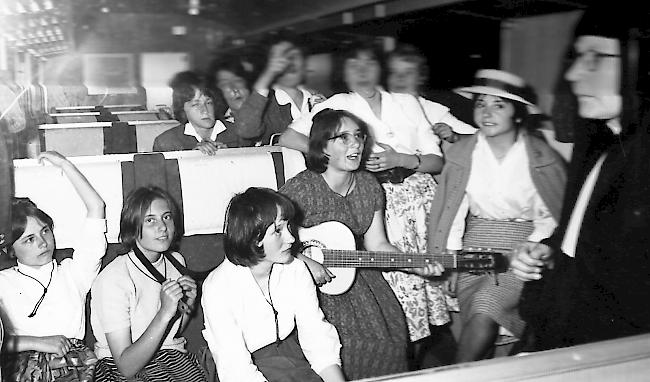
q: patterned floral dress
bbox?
[381,172,456,342]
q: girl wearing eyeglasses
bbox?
[0,151,106,381]
[280,108,442,379]
[280,40,450,371]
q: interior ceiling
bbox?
[72,0,593,35]
[1,0,593,58]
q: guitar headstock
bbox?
[457,248,509,273]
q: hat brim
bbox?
[455,86,541,115]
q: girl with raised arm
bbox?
[0,151,106,381]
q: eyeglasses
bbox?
[569,49,620,72]
[328,132,367,146]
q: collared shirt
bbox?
[183,121,224,142]
[289,90,442,156]
[561,154,607,257]
[0,218,107,339]
[446,132,557,250]
[90,251,187,359]
[561,120,620,257]
[224,108,235,123]
[272,86,312,120]
[202,257,341,382]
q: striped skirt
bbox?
[94,349,206,382]
[458,216,534,339]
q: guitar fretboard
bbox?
[320,249,462,269]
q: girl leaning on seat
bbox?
[0,151,107,382]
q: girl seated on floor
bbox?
[90,186,206,381]
[0,151,106,381]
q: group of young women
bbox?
[0,37,569,382]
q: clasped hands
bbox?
[195,140,228,155]
[160,275,198,317]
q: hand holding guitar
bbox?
[510,241,555,281]
[298,250,335,286]
[400,262,444,277]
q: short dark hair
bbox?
[306,108,372,173]
[387,43,429,86]
[7,198,54,256]
[170,71,215,125]
[224,187,297,267]
[472,94,530,130]
[119,186,183,252]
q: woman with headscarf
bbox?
[511,5,650,350]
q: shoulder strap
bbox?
[131,246,192,314]
[131,246,166,283]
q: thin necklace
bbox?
[343,173,355,197]
[252,266,280,346]
[15,261,55,317]
[129,253,166,283]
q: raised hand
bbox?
[38,151,70,168]
[265,41,294,77]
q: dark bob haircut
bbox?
[224,187,297,267]
[119,186,183,252]
[306,108,372,174]
[471,93,531,130]
[170,70,215,125]
[7,198,54,256]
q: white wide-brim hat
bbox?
[455,69,541,114]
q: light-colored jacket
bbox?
[428,131,567,253]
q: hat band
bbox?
[474,78,529,102]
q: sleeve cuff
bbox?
[255,88,270,97]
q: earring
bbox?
[515,118,523,124]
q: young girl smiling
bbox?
[90,186,206,381]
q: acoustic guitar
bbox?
[299,221,508,295]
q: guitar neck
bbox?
[321,249,460,268]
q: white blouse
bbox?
[273,85,314,120]
[202,257,341,382]
[446,133,557,250]
[289,90,442,156]
[90,251,188,359]
[0,218,107,339]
